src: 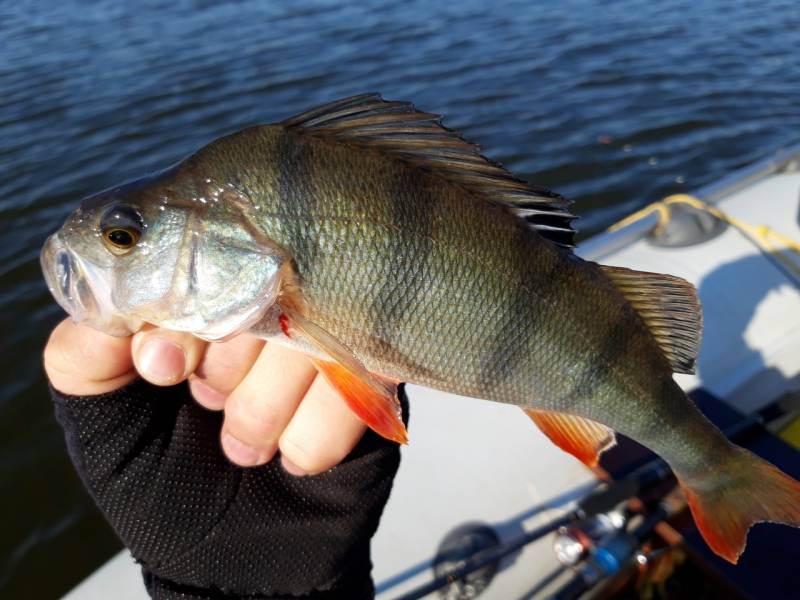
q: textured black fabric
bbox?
[51,379,406,599]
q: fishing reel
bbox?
[552,509,627,567]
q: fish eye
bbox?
[100,205,143,255]
[103,226,139,251]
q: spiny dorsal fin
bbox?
[281,93,577,248]
[601,265,702,374]
[522,408,616,468]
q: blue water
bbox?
[1,0,799,596]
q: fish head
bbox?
[41,166,285,340]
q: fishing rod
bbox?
[545,411,769,599]
[392,411,768,600]
[393,462,672,600]
[393,514,575,600]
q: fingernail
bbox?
[221,432,263,467]
[139,338,186,384]
[190,379,226,409]
[281,456,308,477]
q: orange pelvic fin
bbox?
[313,359,407,444]
[522,408,616,468]
[678,446,800,563]
[279,304,407,444]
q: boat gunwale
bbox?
[580,141,800,261]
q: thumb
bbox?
[44,318,136,396]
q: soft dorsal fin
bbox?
[281,93,577,248]
[522,408,616,468]
[600,265,702,374]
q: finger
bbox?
[279,376,367,476]
[44,318,136,396]
[131,326,208,386]
[221,343,317,467]
[189,335,265,411]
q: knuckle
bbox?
[280,435,337,474]
[194,360,241,394]
[44,328,78,377]
[188,377,227,410]
[43,320,135,395]
[229,396,283,439]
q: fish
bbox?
[41,93,800,563]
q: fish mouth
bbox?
[41,233,143,336]
[41,233,86,319]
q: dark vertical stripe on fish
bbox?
[567,306,635,408]
[367,166,436,359]
[478,226,580,396]
[478,221,543,386]
[275,130,320,279]
[635,378,689,444]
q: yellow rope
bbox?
[608,193,800,280]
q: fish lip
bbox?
[40,232,142,336]
[41,233,82,319]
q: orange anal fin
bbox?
[522,408,616,468]
[313,359,408,444]
[677,448,800,564]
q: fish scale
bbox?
[242,131,652,415]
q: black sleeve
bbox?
[51,379,406,599]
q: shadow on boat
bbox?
[374,480,596,596]
[696,250,800,405]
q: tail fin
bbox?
[678,446,800,563]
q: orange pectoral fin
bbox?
[313,359,407,444]
[522,408,616,468]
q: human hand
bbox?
[44,318,404,598]
[44,319,367,474]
